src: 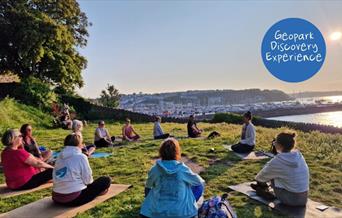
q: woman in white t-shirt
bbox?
[94,121,115,147]
[231,111,256,153]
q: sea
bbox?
[268,95,342,128]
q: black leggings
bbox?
[94,137,115,148]
[231,143,254,153]
[57,176,111,206]
[17,168,53,190]
[154,133,170,140]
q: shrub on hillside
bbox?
[211,113,243,124]
[19,77,57,110]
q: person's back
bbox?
[261,150,309,193]
[53,134,111,206]
[141,160,203,218]
[140,138,204,218]
[53,146,92,195]
[254,132,309,206]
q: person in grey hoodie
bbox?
[52,133,111,206]
[252,132,309,206]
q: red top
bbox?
[1,148,38,189]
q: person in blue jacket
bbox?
[140,138,205,218]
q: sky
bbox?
[77,0,342,98]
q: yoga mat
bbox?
[0,184,132,218]
[0,183,52,199]
[223,145,271,160]
[53,152,111,159]
[228,182,342,218]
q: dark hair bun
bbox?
[276,132,296,152]
[243,111,252,120]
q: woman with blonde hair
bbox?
[72,120,96,156]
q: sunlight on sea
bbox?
[268,111,342,128]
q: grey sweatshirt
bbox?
[255,150,309,193]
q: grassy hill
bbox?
[0,99,341,217]
[0,98,53,133]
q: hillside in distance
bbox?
[290,91,342,98]
[120,89,293,107]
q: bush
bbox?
[211,112,244,124]
[19,77,57,110]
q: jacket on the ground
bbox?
[53,146,93,194]
[255,150,309,193]
[140,160,205,218]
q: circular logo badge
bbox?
[261,18,326,82]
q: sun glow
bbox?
[330,31,342,41]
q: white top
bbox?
[153,122,164,137]
[53,146,93,194]
[255,150,309,193]
[94,127,109,142]
[240,122,256,146]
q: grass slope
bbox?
[0,98,53,133]
[0,120,341,217]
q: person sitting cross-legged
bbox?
[72,120,96,156]
[94,121,115,147]
[231,111,256,153]
[1,129,53,190]
[153,116,170,140]
[140,138,205,218]
[52,133,111,206]
[251,132,309,206]
[187,115,202,138]
[20,124,53,162]
[122,118,140,141]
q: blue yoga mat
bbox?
[53,152,111,158]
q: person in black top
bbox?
[187,115,202,138]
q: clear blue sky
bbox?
[77,0,342,98]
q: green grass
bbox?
[0,99,341,217]
[0,121,341,217]
[0,98,53,133]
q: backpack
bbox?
[198,194,237,218]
